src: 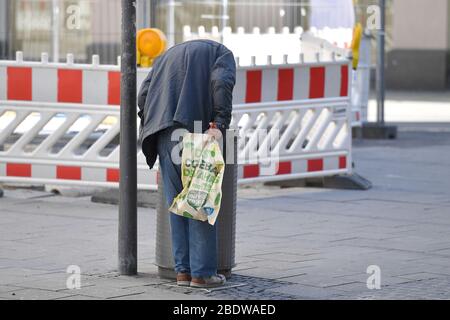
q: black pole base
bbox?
[353,123,398,140]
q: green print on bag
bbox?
[214,192,221,206]
[169,133,225,226]
[186,190,208,209]
[182,211,194,219]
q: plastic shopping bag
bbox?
[169,133,225,225]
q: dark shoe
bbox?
[190,274,226,288]
[176,273,192,286]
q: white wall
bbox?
[392,0,449,50]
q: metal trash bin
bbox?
[155,130,237,279]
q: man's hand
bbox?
[206,122,222,140]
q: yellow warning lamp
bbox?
[137,28,167,67]
[351,23,363,70]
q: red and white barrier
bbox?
[233,63,349,104]
[0,53,149,106]
[238,154,348,183]
[1,52,350,106]
[1,62,349,105]
[0,65,120,105]
[0,53,353,189]
[1,51,359,126]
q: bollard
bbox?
[155,176,174,278]
[155,130,237,279]
[216,130,238,278]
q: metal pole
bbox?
[220,0,228,43]
[52,0,60,62]
[142,0,149,28]
[376,0,386,124]
[5,0,14,59]
[167,0,175,47]
[150,0,157,28]
[119,0,137,275]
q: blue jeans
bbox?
[156,125,218,278]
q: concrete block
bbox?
[354,123,398,140]
[91,189,158,208]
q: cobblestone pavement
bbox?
[1,125,450,300]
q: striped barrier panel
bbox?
[238,154,348,183]
[0,53,148,106]
[0,162,158,190]
[0,52,358,125]
[233,97,352,184]
[233,62,350,103]
[0,100,156,190]
[0,99,351,189]
[0,58,349,105]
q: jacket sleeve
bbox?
[210,49,236,129]
[137,69,153,121]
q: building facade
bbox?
[386,0,450,90]
[0,0,449,90]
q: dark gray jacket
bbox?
[138,39,236,169]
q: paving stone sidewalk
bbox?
[1,125,450,300]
